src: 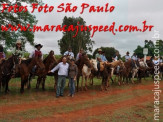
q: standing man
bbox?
[125,51,131,62]
[64,47,74,59]
[49,57,69,98]
[68,59,78,97]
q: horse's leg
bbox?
[20,78,24,93]
[54,75,57,91]
[110,77,114,84]
[36,77,41,89]
[101,78,104,91]
[42,77,46,91]
[76,75,80,92]
[0,79,1,92]
[85,77,88,91]
[81,76,84,91]
[27,74,32,89]
[132,69,137,84]
[5,77,9,93]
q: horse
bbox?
[76,54,92,92]
[100,62,112,91]
[0,54,19,93]
[120,59,140,84]
[34,50,58,90]
[81,59,98,91]
[15,57,45,93]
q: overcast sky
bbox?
[25,0,163,56]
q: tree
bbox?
[0,0,41,49]
[133,45,144,58]
[58,16,95,57]
[134,40,163,58]
[93,47,121,62]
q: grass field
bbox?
[0,76,162,122]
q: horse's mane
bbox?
[21,58,33,65]
[43,55,49,64]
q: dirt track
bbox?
[0,81,162,122]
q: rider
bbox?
[64,47,74,59]
[29,44,43,74]
[95,48,102,75]
[0,45,5,60]
[76,48,84,61]
[101,51,108,62]
[131,53,139,68]
[112,51,119,62]
[125,51,131,62]
[29,44,43,60]
[13,40,24,63]
[112,51,120,73]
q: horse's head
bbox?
[90,59,98,71]
[49,50,54,56]
[119,60,125,68]
[12,54,20,65]
[80,55,91,68]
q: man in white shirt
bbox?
[64,48,74,59]
[49,57,69,98]
[131,53,138,68]
[125,51,131,62]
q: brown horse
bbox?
[0,54,19,93]
[76,54,91,92]
[15,57,45,93]
[34,50,58,90]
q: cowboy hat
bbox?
[35,44,43,48]
[16,40,22,44]
[126,51,129,54]
[98,48,102,52]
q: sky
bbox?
[25,0,163,56]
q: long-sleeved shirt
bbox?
[68,64,78,78]
[101,55,107,62]
[29,50,43,60]
[95,53,102,63]
[132,55,137,61]
[51,62,69,76]
[112,55,118,62]
[64,51,74,59]
[13,48,24,58]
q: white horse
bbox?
[81,59,97,90]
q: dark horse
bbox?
[28,50,58,90]
[76,54,91,92]
[15,57,45,93]
[0,54,19,93]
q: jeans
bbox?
[56,75,66,97]
[69,78,75,95]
